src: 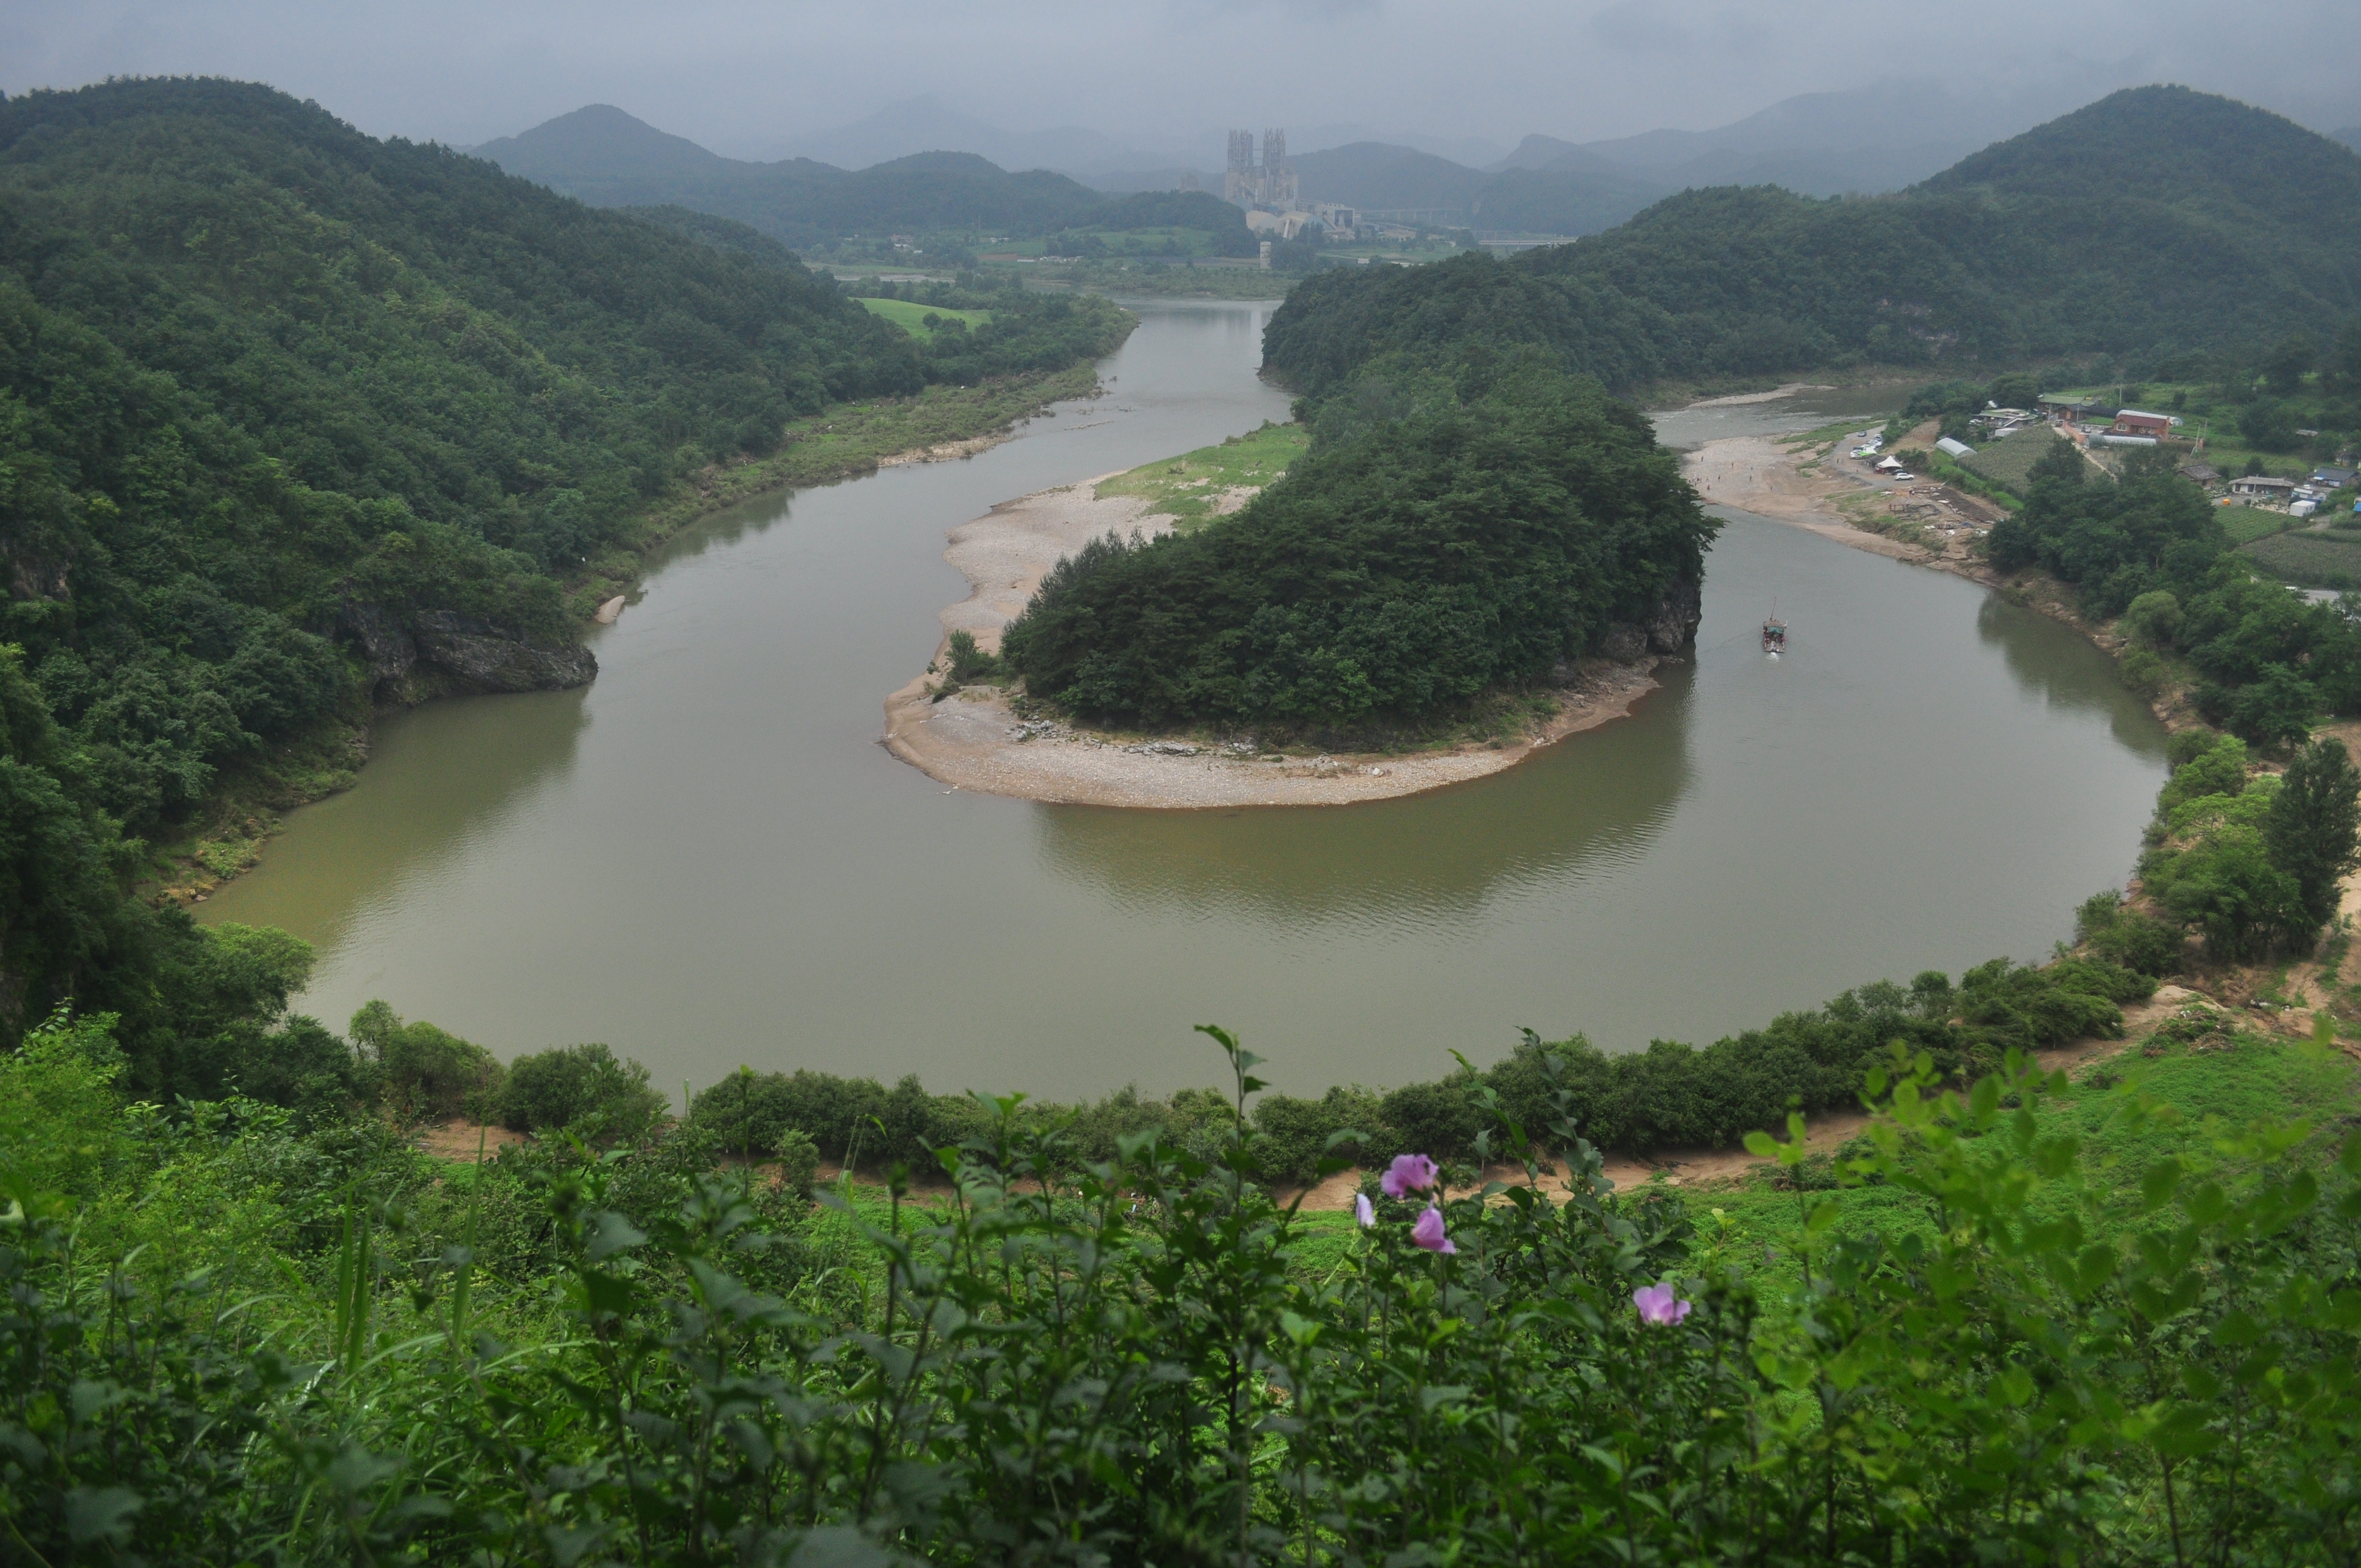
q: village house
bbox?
[2109,409,2174,439]
[2230,475,2299,502]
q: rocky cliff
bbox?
[341,604,597,704]
[1593,574,1704,665]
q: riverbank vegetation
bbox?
[0,79,1129,870]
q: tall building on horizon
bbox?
[1222,128,1298,212]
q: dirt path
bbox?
[881,479,1666,809]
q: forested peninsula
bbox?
[0,78,1128,854]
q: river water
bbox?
[202,301,2169,1099]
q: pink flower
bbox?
[1381,1153,1439,1199]
[1632,1282,1692,1326]
[1354,1193,1375,1228]
[1410,1205,1456,1255]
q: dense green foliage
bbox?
[1987,436,2361,744]
[1265,89,2361,396]
[0,79,1123,843]
[1002,368,1711,727]
[6,1009,2360,1564]
[2138,732,2361,962]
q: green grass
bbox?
[1094,421,1312,532]
[855,297,993,340]
[1691,1027,2360,1290]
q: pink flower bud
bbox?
[1410,1205,1456,1254]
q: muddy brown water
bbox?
[201,303,2168,1100]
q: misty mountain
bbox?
[1290,141,1666,235]
[1268,87,2361,395]
[1492,78,2107,198]
[2337,126,2361,153]
[474,104,1254,247]
[760,95,1176,176]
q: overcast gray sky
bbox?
[6,0,2358,160]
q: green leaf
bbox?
[585,1211,646,1261]
[2141,1158,2183,1211]
[64,1486,142,1547]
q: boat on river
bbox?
[1762,617,1787,657]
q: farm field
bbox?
[855,296,993,339]
[2239,527,2361,588]
[1957,423,2065,493]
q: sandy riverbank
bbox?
[882,478,1664,808]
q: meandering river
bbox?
[202,301,2169,1098]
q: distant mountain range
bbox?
[475,81,2361,249]
[1265,87,2361,396]
[470,106,1250,249]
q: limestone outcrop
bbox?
[340,603,596,702]
[1593,575,1703,665]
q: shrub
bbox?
[1252,1085,1379,1184]
[498,1043,667,1143]
[2076,889,2183,974]
[939,628,1002,687]
[774,1128,820,1199]
[2121,589,2183,647]
[2118,644,2165,696]
[2157,733,2248,814]
[351,1000,505,1123]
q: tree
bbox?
[2159,824,2309,961]
[2262,333,2316,394]
[499,1043,667,1142]
[2264,735,2361,927]
[2335,314,2361,394]
[2121,590,2183,648]
[2224,665,2319,749]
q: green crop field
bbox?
[1957,423,2066,493]
[2239,529,2361,588]
[855,296,993,340]
[1094,421,1311,532]
[2219,504,2295,545]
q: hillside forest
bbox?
[0,79,1127,840]
[1264,88,2361,395]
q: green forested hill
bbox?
[1266,87,2361,395]
[0,78,1125,831]
[0,78,1127,1049]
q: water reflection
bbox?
[221,687,592,954]
[1975,595,2170,755]
[1033,665,1697,924]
